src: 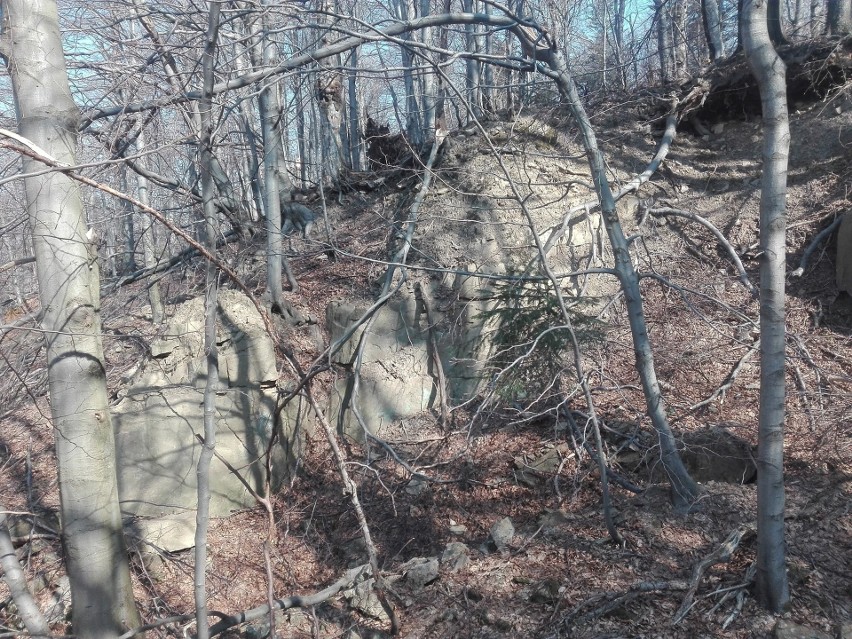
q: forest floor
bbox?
[1,86,851,639]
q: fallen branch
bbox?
[672,522,756,624]
[0,506,49,637]
[559,580,688,626]
[0,256,35,274]
[790,215,843,277]
[117,565,370,638]
[647,206,756,295]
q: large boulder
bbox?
[114,290,308,550]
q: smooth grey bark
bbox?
[255,0,298,300]
[195,6,221,637]
[654,0,674,82]
[610,0,628,89]
[0,506,49,636]
[346,48,364,171]
[827,0,852,33]
[391,0,424,145]
[537,48,700,511]
[482,1,494,110]
[134,127,165,324]
[768,0,788,43]
[741,0,792,613]
[811,0,824,34]
[119,170,137,275]
[418,0,437,141]
[463,0,483,118]
[672,0,688,81]
[314,4,345,182]
[702,0,725,60]
[1,1,141,637]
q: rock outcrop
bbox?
[113,290,309,550]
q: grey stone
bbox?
[529,579,561,604]
[441,542,470,572]
[343,578,389,622]
[113,290,309,549]
[401,556,439,591]
[405,477,428,496]
[773,619,832,639]
[489,517,515,551]
[44,575,71,625]
[838,621,852,639]
[329,363,434,439]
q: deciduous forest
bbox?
[0,0,849,638]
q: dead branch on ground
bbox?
[672,522,756,624]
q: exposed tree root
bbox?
[679,36,852,121]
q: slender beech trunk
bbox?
[463,0,482,118]
[672,0,688,81]
[347,48,363,171]
[256,0,298,300]
[654,0,673,82]
[827,0,852,33]
[195,5,221,637]
[768,0,788,43]
[539,48,700,511]
[741,0,792,613]
[134,127,165,324]
[2,1,140,636]
[702,0,725,60]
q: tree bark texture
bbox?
[702,0,725,60]
[654,0,674,82]
[827,0,852,34]
[768,0,788,44]
[2,1,141,636]
[194,4,221,638]
[741,0,792,613]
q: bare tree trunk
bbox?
[194,6,221,638]
[702,0,725,60]
[463,0,482,117]
[768,0,788,43]
[118,169,137,275]
[482,0,495,111]
[811,0,824,34]
[2,1,141,636]
[0,506,49,636]
[539,48,700,511]
[741,0,792,613]
[827,0,852,33]
[255,0,298,300]
[134,127,165,324]
[346,48,364,171]
[418,0,437,142]
[672,0,688,81]
[654,0,673,82]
